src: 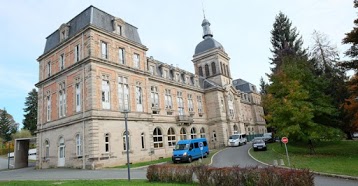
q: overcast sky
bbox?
[0,0,355,127]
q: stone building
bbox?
[36,6,266,169]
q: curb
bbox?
[208,147,228,166]
[247,146,358,181]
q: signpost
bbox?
[199,142,204,160]
[281,137,291,167]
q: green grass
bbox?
[0,180,196,186]
[111,147,223,169]
[250,140,358,177]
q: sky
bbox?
[0,0,356,128]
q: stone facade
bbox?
[36,6,266,169]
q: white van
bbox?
[228,133,247,147]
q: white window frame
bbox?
[46,95,51,121]
[197,96,203,113]
[180,127,187,140]
[104,133,110,153]
[45,140,50,158]
[123,131,130,151]
[117,24,122,35]
[149,65,154,75]
[165,89,172,109]
[188,94,193,112]
[102,79,110,109]
[200,127,206,138]
[151,86,159,108]
[191,127,197,139]
[119,48,125,64]
[101,41,108,59]
[58,82,66,118]
[76,134,82,156]
[47,61,51,77]
[177,91,184,115]
[118,76,130,111]
[133,53,140,68]
[153,127,163,148]
[136,82,143,112]
[59,53,65,70]
[167,127,176,147]
[74,44,81,62]
[75,82,81,112]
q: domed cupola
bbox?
[194,18,224,55]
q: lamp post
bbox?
[123,109,130,181]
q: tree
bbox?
[270,12,307,73]
[11,129,32,141]
[263,56,342,142]
[0,108,18,142]
[259,77,268,95]
[341,0,358,71]
[343,75,358,135]
[23,88,38,135]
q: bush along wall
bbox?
[147,165,314,186]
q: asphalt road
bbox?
[211,143,358,186]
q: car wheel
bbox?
[238,142,241,146]
[188,156,192,163]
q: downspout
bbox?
[81,32,86,169]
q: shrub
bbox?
[146,164,194,183]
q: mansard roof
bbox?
[43,5,142,54]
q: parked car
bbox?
[353,132,358,138]
[172,138,209,163]
[252,139,267,151]
[228,133,247,147]
[262,132,275,143]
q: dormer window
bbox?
[59,23,70,42]
[116,25,122,35]
[112,18,125,36]
[176,73,180,82]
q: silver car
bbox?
[252,139,267,151]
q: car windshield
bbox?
[229,135,239,139]
[263,133,272,137]
[174,144,189,150]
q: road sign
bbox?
[281,137,288,144]
[199,142,203,151]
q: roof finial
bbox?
[202,0,206,19]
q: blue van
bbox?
[172,138,209,163]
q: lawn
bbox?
[249,140,358,177]
[0,180,196,186]
[111,147,224,168]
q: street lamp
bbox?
[122,109,130,181]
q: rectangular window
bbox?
[117,25,122,35]
[163,70,168,78]
[59,83,66,118]
[118,76,129,111]
[102,80,110,109]
[197,96,203,113]
[47,61,51,77]
[76,134,82,156]
[188,94,194,112]
[141,133,145,149]
[177,91,184,115]
[136,83,143,112]
[123,132,130,151]
[45,141,50,158]
[101,42,108,59]
[59,54,65,70]
[105,133,110,153]
[133,53,140,68]
[46,95,51,121]
[119,48,125,64]
[74,44,80,62]
[176,73,180,82]
[151,86,159,108]
[75,83,81,112]
[165,89,172,109]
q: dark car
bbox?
[262,133,275,143]
[252,139,267,151]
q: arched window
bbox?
[205,64,210,77]
[200,127,206,138]
[153,127,163,148]
[211,62,216,75]
[223,65,226,76]
[45,140,50,159]
[167,127,176,146]
[199,66,203,76]
[220,62,223,74]
[180,127,187,140]
[123,131,131,151]
[141,132,145,149]
[226,64,230,77]
[190,127,197,139]
[212,130,217,141]
[104,133,110,152]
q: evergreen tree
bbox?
[343,74,358,136]
[341,0,358,71]
[270,12,306,73]
[259,77,268,95]
[23,88,38,135]
[263,56,342,141]
[0,108,18,142]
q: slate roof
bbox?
[194,37,224,55]
[43,5,142,54]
